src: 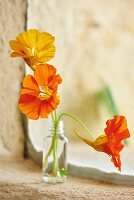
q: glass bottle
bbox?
[42,120,68,183]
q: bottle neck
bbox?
[49,120,64,135]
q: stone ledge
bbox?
[0,157,133,200]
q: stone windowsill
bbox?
[0,157,134,200]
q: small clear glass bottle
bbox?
[42,120,68,183]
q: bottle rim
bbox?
[49,120,64,134]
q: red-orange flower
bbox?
[75,116,130,171]
[19,64,62,120]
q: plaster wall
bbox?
[0,0,27,157]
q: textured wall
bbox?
[28,0,134,150]
[0,0,27,157]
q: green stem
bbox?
[51,112,55,125]
[53,139,59,175]
[57,112,94,140]
[54,110,57,124]
[52,112,59,175]
[43,111,58,171]
[43,110,59,176]
[43,144,53,169]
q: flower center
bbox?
[38,86,53,101]
[31,47,39,56]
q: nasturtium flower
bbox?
[9,29,55,70]
[19,64,62,120]
[75,116,130,171]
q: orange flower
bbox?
[18,64,62,120]
[75,116,130,171]
[9,29,55,70]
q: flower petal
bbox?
[34,64,61,87]
[10,52,24,57]
[9,40,25,52]
[111,154,121,171]
[40,101,52,118]
[49,94,60,109]
[37,32,55,51]
[37,46,56,63]
[16,29,38,48]
[48,75,62,91]
[34,64,49,86]
[105,116,126,135]
[21,75,39,96]
[18,94,41,120]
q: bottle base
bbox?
[42,175,67,184]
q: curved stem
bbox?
[57,112,94,140]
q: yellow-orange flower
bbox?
[19,64,62,120]
[75,116,130,171]
[9,29,55,70]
